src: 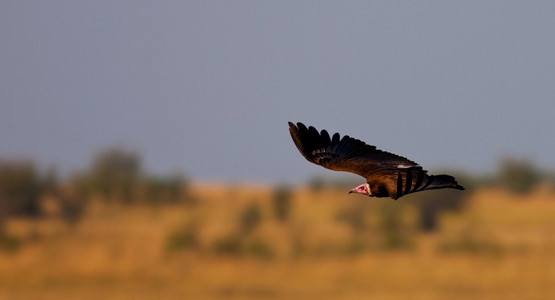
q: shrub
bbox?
[212,234,243,255]
[166,225,198,253]
[245,240,274,259]
[413,189,467,232]
[0,231,21,253]
[437,222,502,255]
[74,147,194,205]
[142,174,186,204]
[411,172,471,232]
[344,238,366,255]
[86,147,141,202]
[59,195,86,225]
[272,185,292,222]
[240,202,262,234]
[0,160,42,219]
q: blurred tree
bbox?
[58,195,86,225]
[86,147,141,202]
[0,160,42,221]
[142,174,186,204]
[272,185,292,222]
[240,202,262,234]
[498,158,540,195]
[0,160,42,252]
[413,189,469,232]
[416,199,439,232]
[411,170,471,232]
[41,166,59,195]
[76,147,193,205]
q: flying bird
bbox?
[288,122,464,200]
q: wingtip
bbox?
[452,182,465,190]
[288,121,304,130]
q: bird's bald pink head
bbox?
[348,183,371,196]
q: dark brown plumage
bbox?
[288,122,464,200]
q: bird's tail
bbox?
[422,175,465,191]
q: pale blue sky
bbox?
[2,1,555,182]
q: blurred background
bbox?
[2,1,555,299]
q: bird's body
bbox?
[288,122,464,200]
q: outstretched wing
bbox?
[288,122,420,179]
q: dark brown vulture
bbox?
[288,122,464,200]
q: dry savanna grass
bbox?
[1,184,555,299]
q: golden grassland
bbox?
[1,184,555,300]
